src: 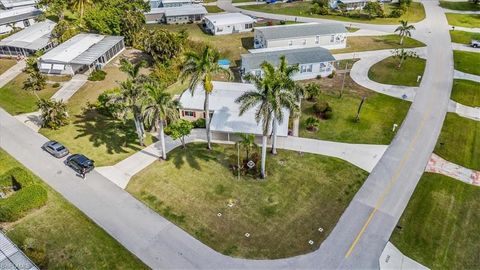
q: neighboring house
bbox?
[0,19,55,56]
[253,22,347,50]
[204,13,255,36]
[329,0,395,11]
[0,231,39,270]
[179,81,290,137]
[241,47,335,81]
[159,0,193,7]
[38,33,125,75]
[0,0,37,9]
[0,6,42,34]
[145,4,207,24]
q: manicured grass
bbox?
[434,113,480,170]
[232,0,255,3]
[127,143,368,259]
[0,149,147,269]
[446,13,480,28]
[0,73,60,115]
[440,1,480,11]
[0,58,17,75]
[390,173,480,270]
[368,56,426,87]
[241,2,426,24]
[450,30,480,44]
[450,79,480,107]
[205,5,224,13]
[299,79,410,144]
[331,35,425,54]
[454,50,480,75]
[40,56,154,167]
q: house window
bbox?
[300,64,313,73]
[245,23,253,29]
[183,110,196,117]
[303,39,307,45]
[330,35,334,42]
[217,27,223,32]
[288,40,293,46]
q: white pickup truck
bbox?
[472,39,480,48]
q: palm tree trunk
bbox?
[204,92,212,150]
[400,35,404,45]
[158,119,167,160]
[134,116,144,146]
[292,99,301,137]
[261,135,267,179]
[271,118,278,155]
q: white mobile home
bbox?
[38,34,125,75]
[0,6,41,34]
[253,22,347,50]
[145,4,207,24]
[241,47,336,81]
[204,13,254,36]
[160,0,193,7]
[0,0,37,9]
[0,19,55,56]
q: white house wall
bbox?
[246,62,335,81]
[206,21,253,35]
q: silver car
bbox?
[42,141,69,158]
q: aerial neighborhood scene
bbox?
[0,0,479,268]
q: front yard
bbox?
[440,1,480,11]
[446,13,480,28]
[0,149,147,269]
[453,50,480,76]
[331,35,425,54]
[450,79,480,107]
[0,58,17,75]
[450,30,480,44]
[368,56,426,86]
[127,143,368,259]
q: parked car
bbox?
[66,154,95,174]
[42,141,69,158]
[471,39,480,48]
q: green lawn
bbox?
[450,30,480,44]
[446,13,480,28]
[390,173,480,270]
[205,5,224,13]
[434,113,480,170]
[127,143,368,259]
[241,2,426,24]
[331,35,425,54]
[450,79,480,107]
[0,58,17,75]
[0,73,60,115]
[232,0,256,3]
[39,56,154,167]
[0,149,147,269]
[440,1,480,11]
[368,56,426,87]
[454,50,480,75]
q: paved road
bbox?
[0,1,454,269]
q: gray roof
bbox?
[0,0,36,9]
[70,36,124,65]
[0,19,55,50]
[0,7,41,25]
[255,22,347,40]
[0,231,38,270]
[241,47,335,71]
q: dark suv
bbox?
[66,154,95,173]
[42,141,69,158]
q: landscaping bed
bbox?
[0,149,147,269]
[127,143,369,259]
[391,173,480,270]
[450,79,480,107]
[453,50,480,76]
[446,13,480,28]
[0,58,17,75]
[331,35,425,54]
[450,30,480,45]
[440,1,480,11]
[368,56,426,86]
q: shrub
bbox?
[389,9,403,18]
[305,117,320,131]
[313,101,333,119]
[328,70,336,78]
[96,88,124,118]
[193,118,206,128]
[88,69,107,81]
[52,82,60,88]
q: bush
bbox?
[193,118,206,128]
[389,9,404,18]
[96,88,123,118]
[88,69,107,81]
[328,70,336,78]
[313,101,333,119]
[52,82,60,88]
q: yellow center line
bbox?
[345,92,436,258]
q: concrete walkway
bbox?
[0,60,25,88]
[426,153,480,186]
[448,100,480,121]
[51,74,88,102]
[97,129,387,188]
[454,69,480,82]
[450,25,480,33]
[379,242,429,270]
[452,42,480,52]
[443,8,480,15]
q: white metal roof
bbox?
[0,6,41,25]
[204,13,255,27]
[148,4,207,16]
[0,231,38,270]
[255,22,347,40]
[0,0,36,9]
[161,0,192,3]
[0,19,55,50]
[179,81,289,136]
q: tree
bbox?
[23,55,46,100]
[305,117,320,131]
[363,1,385,19]
[394,20,415,45]
[304,82,321,101]
[392,48,418,68]
[139,28,187,64]
[50,19,80,44]
[235,133,257,161]
[120,58,146,81]
[71,0,93,20]
[166,119,193,149]
[180,45,233,150]
[143,82,179,160]
[37,99,69,129]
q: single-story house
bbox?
[0,0,37,9]
[204,13,255,36]
[253,22,347,50]
[0,19,55,56]
[0,6,42,34]
[159,0,193,7]
[241,47,335,81]
[38,33,125,75]
[179,81,290,137]
[145,4,207,24]
[329,0,368,10]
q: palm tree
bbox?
[236,63,298,179]
[305,117,320,132]
[143,82,179,160]
[180,45,233,150]
[23,56,46,101]
[71,0,93,19]
[394,20,415,45]
[37,98,69,129]
[120,58,146,82]
[235,133,257,161]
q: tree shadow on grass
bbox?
[171,144,226,171]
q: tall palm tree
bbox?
[236,63,298,179]
[143,82,180,160]
[37,98,69,129]
[394,20,415,45]
[235,133,258,161]
[71,0,92,19]
[23,56,46,101]
[120,58,146,82]
[180,45,233,150]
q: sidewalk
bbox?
[426,154,480,186]
[379,242,429,270]
[450,25,480,33]
[443,8,480,15]
[454,70,480,83]
[0,60,25,88]
[51,74,88,102]
[452,42,480,53]
[448,100,480,121]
